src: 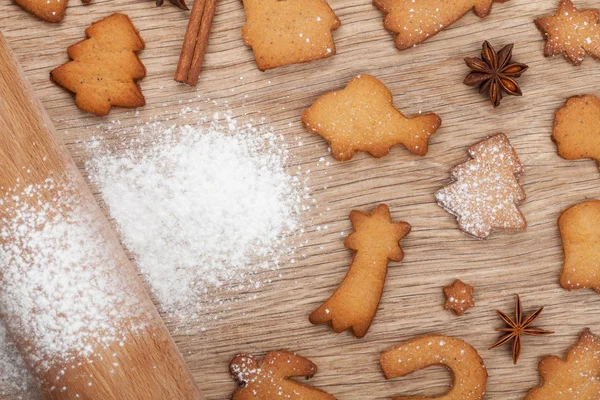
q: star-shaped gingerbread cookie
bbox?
[535,0,600,65]
[443,280,475,316]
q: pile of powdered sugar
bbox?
[86,115,306,326]
[0,178,144,377]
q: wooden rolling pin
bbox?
[0,32,204,399]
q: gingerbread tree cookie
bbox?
[552,95,600,168]
[381,335,487,400]
[15,0,68,23]
[435,134,526,239]
[50,13,146,116]
[525,329,600,400]
[241,0,340,71]
[443,279,475,316]
[373,0,509,50]
[310,204,411,338]
[535,0,600,65]
[302,74,442,161]
[558,200,600,293]
[230,351,336,400]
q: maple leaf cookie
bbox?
[381,335,487,400]
[50,14,146,116]
[552,95,600,168]
[525,329,600,400]
[558,200,600,293]
[535,0,600,65]
[241,0,340,71]
[302,74,441,161]
[14,0,68,23]
[310,204,411,338]
[373,0,509,50]
[435,133,526,239]
[230,351,336,400]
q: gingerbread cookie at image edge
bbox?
[50,13,146,116]
[552,95,600,168]
[241,0,340,71]
[435,133,526,239]
[230,351,336,400]
[373,0,509,51]
[15,0,68,22]
[525,329,600,400]
[302,74,441,161]
[558,200,600,293]
[535,0,600,65]
[381,335,487,400]
[443,279,475,316]
[310,204,411,338]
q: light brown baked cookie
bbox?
[381,335,487,400]
[14,0,68,23]
[302,74,441,161]
[373,0,509,50]
[552,95,600,168]
[435,133,526,239]
[309,204,411,338]
[50,13,146,116]
[525,329,600,400]
[443,279,475,316]
[230,351,336,400]
[241,0,340,71]
[535,0,600,65]
[558,200,600,293]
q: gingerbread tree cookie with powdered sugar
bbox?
[435,133,526,239]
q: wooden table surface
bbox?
[2,0,600,399]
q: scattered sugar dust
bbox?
[85,113,310,329]
[0,321,34,397]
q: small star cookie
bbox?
[552,94,600,168]
[535,0,600,65]
[302,74,441,161]
[525,329,600,400]
[443,279,475,316]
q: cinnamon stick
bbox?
[175,0,217,86]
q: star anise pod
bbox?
[489,295,554,365]
[464,41,528,108]
[156,0,189,10]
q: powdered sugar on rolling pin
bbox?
[0,321,34,397]
[86,115,307,326]
[0,179,144,376]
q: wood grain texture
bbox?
[0,32,202,400]
[1,0,600,398]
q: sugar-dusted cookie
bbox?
[443,279,475,316]
[241,0,340,71]
[230,351,336,400]
[302,74,441,161]
[535,0,600,65]
[15,0,68,22]
[435,134,526,240]
[310,204,411,338]
[50,13,146,116]
[373,0,509,51]
[525,329,600,400]
[558,200,600,293]
[552,95,600,168]
[381,335,487,400]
